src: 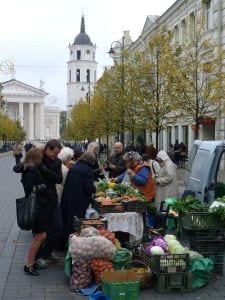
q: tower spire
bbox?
[80,15,85,33]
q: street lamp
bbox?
[108,36,125,144]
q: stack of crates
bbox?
[190,229,225,275]
[140,246,192,292]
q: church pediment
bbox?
[2,79,48,97]
[141,15,159,36]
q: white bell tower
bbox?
[67,15,97,111]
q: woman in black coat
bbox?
[13,148,55,276]
[60,151,96,247]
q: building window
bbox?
[189,12,195,38]
[93,52,95,60]
[86,69,90,82]
[181,19,186,44]
[174,25,179,44]
[77,50,81,60]
[76,69,80,82]
[69,70,71,83]
[206,0,212,30]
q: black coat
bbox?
[107,152,126,178]
[60,160,96,240]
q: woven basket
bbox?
[123,259,152,289]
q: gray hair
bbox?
[79,151,95,165]
[58,147,74,163]
[87,142,99,153]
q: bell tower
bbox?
[67,15,97,112]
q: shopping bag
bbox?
[16,189,36,230]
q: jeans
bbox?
[37,202,62,259]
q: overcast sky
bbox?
[0,0,175,109]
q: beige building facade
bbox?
[127,0,224,151]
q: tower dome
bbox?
[73,15,93,46]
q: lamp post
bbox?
[108,36,125,144]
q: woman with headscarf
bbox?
[60,151,96,248]
[113,151,155,202]
[155,150,179,211]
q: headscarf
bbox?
[156,150,170,161]
[79,151,95,165]
[123,151,142,163]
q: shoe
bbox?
[35,258,48,269]
[48,252,60,262]
[24,265,39,276]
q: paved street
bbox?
[0,153,224,299]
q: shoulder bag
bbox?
[16,187,37,230]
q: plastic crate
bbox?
[181,212,220,230]
[153,272,192,293]
[190,229,225,241]
[73,216,108,232]
[141,246,189,273]
[122,200,147,213]
[202,253,224,276]
[190,239,225,253]
[101,270,140,300]
[93,199,124,213]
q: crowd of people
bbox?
[13,139,180,276]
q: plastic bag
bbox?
[70,235,116,262]
[189,258,214,289]
[122,171,131,185]
[80,226,100,237]
[113,248,132,270]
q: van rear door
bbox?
[186,141,223,202]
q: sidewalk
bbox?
[0,155,224,299]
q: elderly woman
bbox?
[56,147,74,202]
[155,150,179,211]
[87,142,105,181]
[114,151,155,202]
[60,152,96,248]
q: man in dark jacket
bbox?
[35,139,63,267]
[105,142,126,178]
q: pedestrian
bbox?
[87,142,105,181]
[142,153,161,179]
[56,146,75,203]
[13,148,54,276]
[13,142,23,164]
[104,142,126,178]
[60,151,96,248]
[35,139,63,268]
[113,151,155,202]
[154,150,179,211]
[173,140,181,165]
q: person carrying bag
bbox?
[13,147,55,276]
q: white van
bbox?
[185,140,225,203]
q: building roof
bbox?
[73,15,93,46]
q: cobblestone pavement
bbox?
[0,153,224,299]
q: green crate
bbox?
[181,212,220,230]
[101,270,140,300]
[141,246,189,273]
[153,272,192,293]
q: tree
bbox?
[175,18,225,139]
[0,113,25,142]
[137,26,180,150]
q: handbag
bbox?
[16,187,37,230]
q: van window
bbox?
[186,143,199,172]
[191,149,211,180]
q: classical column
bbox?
[39,103,45,140]
[19,102,24,127]
[29,103,34,140]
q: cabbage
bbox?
[167,240,180,251]
[150,246,165,255]
[153,238,168,251]
[164,234,177,241]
